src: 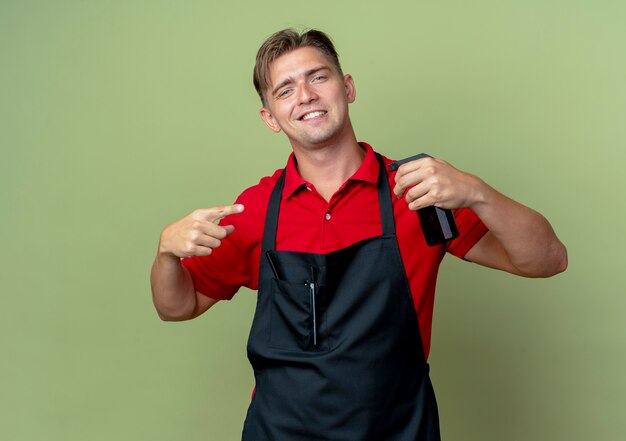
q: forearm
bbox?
[150,252,197,321]
[469,177,568,277]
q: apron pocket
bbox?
[269,278,329,352]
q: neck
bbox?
[291,133,364,201]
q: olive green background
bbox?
[1,1,624,440]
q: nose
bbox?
[296,82,318,104]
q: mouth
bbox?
[299,110,327,121]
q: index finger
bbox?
[396,157,437,178]
[388,153,432,173]
[198,204,245,223]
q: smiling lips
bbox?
[300,110,327,121]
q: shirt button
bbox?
[306,186,312,191]
[325,213,331,221]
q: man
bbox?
[151,29,567,440]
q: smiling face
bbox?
[259,47,356,151]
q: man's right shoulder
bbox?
[230,168,284,230]
[237,168,283,204]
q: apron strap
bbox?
[261,152,395,252]
[374,153,396,237]
[261,167,286,252]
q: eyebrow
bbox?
[271,66,330,98]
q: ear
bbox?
[260,107,282,133]
[344,74,356,103]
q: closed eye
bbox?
[276,88,294,99]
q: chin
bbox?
[303,134,335,146]
[300,127,342,146]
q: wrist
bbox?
[467,175,493,212]
[157,238,181,261]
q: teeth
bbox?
[302,111,325,120]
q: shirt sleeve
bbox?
[445,207,489,259]
[179,179,271,300]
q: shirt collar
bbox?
[282,142,380,199]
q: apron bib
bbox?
[242,154,441,441]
